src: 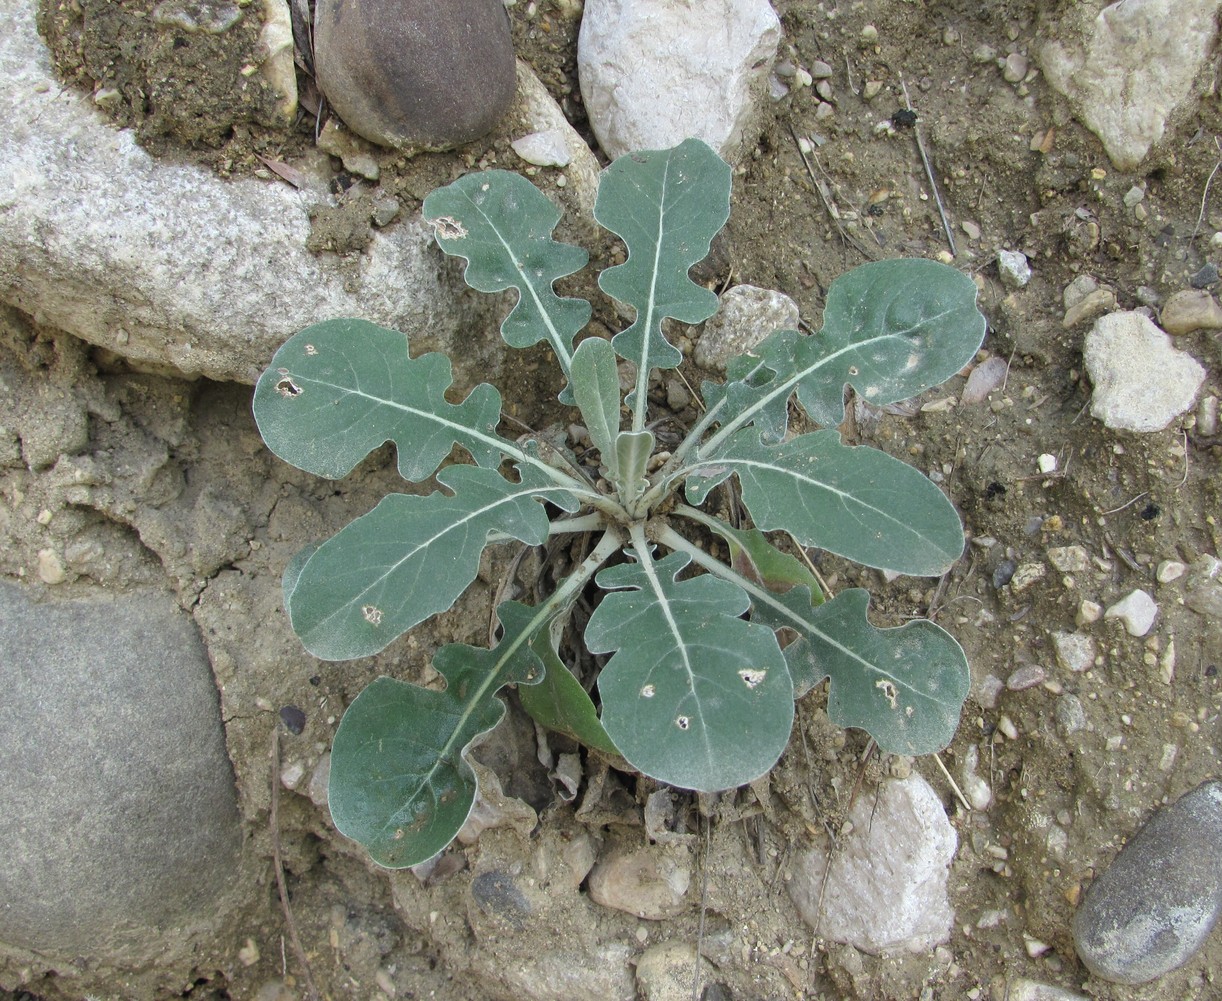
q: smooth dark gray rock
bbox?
[1073,780,1222,984]
[314,0,517,151]
[0,581,242,966]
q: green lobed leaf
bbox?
[586,548,792,791]
[253,319,508,481]
[695,514,824,601]
[287,464,580,661]
[328,601,551,869]
[518,630,620,757]
[710,259,986,439]
[422,170,591,387]
[686,428,964,577]
[699,336,797,445]
[594,139,732,409]
[779,588,969,755]
[570,337,622,480]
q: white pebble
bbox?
[997,715,1019,740]
[510,129,571,167]
[997,249,1032,289]
[1037,453,1057,474]
[1157,560,1186,583]
[1104,589,1158,636]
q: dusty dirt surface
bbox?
[10,0,1222,999]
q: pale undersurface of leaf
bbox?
[779,588,969,755]
[585,549,792,791]
[253,319,507,481]
[570,337,622,480]
[328,601,549,869]
[685,428,965,577]
[594,139,731,411]
[287,464,579,660]
[422,170,591,381]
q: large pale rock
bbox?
[0,581,243,967]
[0,0,486,384]
[578,0,781,161]
[314,0,516,151]
[787,774,957,954]
[1083,311,1205,432]
[1038,0,1219,170]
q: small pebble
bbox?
[860,24,878,43]
[37,548,66,585]
[809,59,833,79]
[1076,599,1103,625]
[972,43,996,63]
[1054,694,1088,736]
[1189,262,1219,288]
[1198,394,1219,436]
[1009,562,1046,593]
[961,355,1008,404]
[1159,288,1222,335]
[1103,589,1157,637]
[997,715,1019,740]
[1122,185,1145,208]
[1002,52,1028,83]
[960,220,981,241]
[1037,453,1057,474]
[511,129,571,167]
[1052,631,1095,673]
[1074,780,1222,984]
[1047,545,1089,572]
[997,249,1032,289]
[279,705,307,734]
[863,80,883,100]
[1156,560,1186,584]
[1006,664,1046,691]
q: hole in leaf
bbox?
[276,377,302,398]
[676,715,690,730]
[875,679,898,709]
[738,669,767,688]
[430,215,468,239]
[641,684,656,698]
[305,343,318,356]
[362,605,383,625]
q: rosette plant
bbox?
[253,138,986,868]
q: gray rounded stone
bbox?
[1073,780,1222,984]
[0,581,242,966]
[314,0,517,151]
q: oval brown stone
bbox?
[314,0,517,151]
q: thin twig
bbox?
[1100,491,1148,516]
[789,124,874,261]
[271,728,323,1001]
[900,76,957,258]
[790,533,835,599]
[1190,137,1222,245]
[930,752,972,813]
[1177,429,1190,488]
[691,815,711,1001]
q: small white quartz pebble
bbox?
[510,129,571,167]
[1037,453,1058,474]
[1104,589,1158,637]
[1157,560,1187,584]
